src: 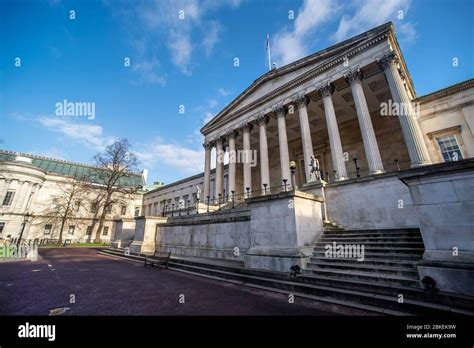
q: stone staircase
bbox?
[307,228,424,289]
[99,227,474,316]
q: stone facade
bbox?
[400,159,474,295]
[0,152,144,243]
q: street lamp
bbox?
[290,161,297,190]
[17,212,32,248]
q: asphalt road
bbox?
[0,247,369,316]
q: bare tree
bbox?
[87,139,141,243]
[34,178,86,244]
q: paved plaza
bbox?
[0,248,371,316]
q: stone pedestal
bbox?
[111,218,136,249]
[400,159,474,296]
[303,180,329,223]
[130,216,168,254]
[244,190,324,272]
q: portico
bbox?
[201,23,431,202]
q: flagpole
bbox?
[266,34,271,71]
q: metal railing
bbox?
[159,160,412,217]
[161,182,294,217]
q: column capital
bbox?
[273,104,287,118]
[318,82,335,98]
[256,112,269,126]
[224,128,239,139]
[293,94,309,109]
[377,51,399,70]
[203,142,214,150]
[344,67,364,85]
[239,122,253,132]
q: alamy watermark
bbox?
[380,100,420,119]
[217,148,257,167]
[0,242,38,261]
[325,242,365,262]
[55,99,96,120]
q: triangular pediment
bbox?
[201,22,396,136]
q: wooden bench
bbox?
[144,251,171,269]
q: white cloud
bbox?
[132,60,167,86]
[272,0,415,66]
[217,88,231,97]
[107,0,242,76]
[272,0,339,65]
[202,21,222,56]
[333,0,411,42]
[135,138,204,176]
[36,116,116,150]
[168,31,194,75]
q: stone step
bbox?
[319,236,423,243]
[321,232,423,238]
[312,246,424,254]
[315,241,425,248]
[312,251,422,261]
[322,228,420,234]
[309,256,418,268]
[165,260,474,315]
[307,261,419,277]
[303,266,420,287]
[98,249,474,315]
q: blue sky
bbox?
[1,0,473,185]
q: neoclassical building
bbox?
[144,22,473,211]
[128,22,473,298]
[0,151,144,243]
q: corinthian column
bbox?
[378,52,431,167]
[227,130,238,200]
[275,105,292,188]
[257,113,270,194]
[345,68,385,174]
[319,83,348,181]
[241,123,253,197]
[215,138,224,200]
[295,95,314,183]
[203,142,212,200]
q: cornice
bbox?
[414,79,474,104]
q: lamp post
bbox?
[289,161,297,190]
[17,212,32,248]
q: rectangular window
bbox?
[134,207,140,217]
[68,225,75,235]
[91,202,97,213]
[86,226,92,235]
[121,205,127,215]
[2,191,15,206]
[75,200,81,212]
[105,204,112,214]
[437,135,464,162]
[0,222,5,235]
[44,224,52,235]
[102,226,109,236]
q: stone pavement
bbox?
[0,247,371,315]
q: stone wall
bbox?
[111,218,136,248]
[400,159,474,296]
[303,173,419,230]
[155,209,251,261]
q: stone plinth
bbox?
[130,216,168,254]
[244,190,324,272]
[112,218,136,249]
[400,159,474,296]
